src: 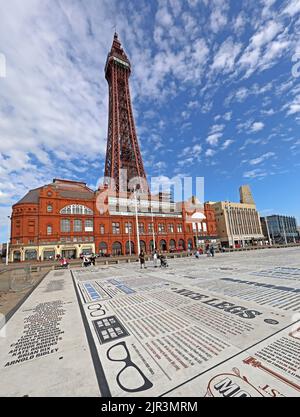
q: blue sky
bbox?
[0,0,300,242]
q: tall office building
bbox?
[208,186,264,248]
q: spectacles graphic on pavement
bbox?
[88,303,106,317]
[107,341,153,393]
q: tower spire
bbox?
[104,34,148,194]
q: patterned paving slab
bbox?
[0,247,300,397]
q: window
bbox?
[125,223,132,234]
[112,222,120,234]
[73,237,78,243]
[61,219,70,233]
[28,220,35,233]
[47,225,53,236]
[139,223,145,234]
[74,219,82,232]
[85,219,94,232]
[100,225,105,235]
[60,205,93,215]
[158,224,165,233]
[148,223,154,233]
[177,224,183,233]
[47,204,53,213]
[25,250,37,261]
[168,224,174,233]
[29,239,35,244]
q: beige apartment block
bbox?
[207,200,264,248]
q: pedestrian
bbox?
[83,256,91,268]
[195,250,200,259]
[206,244,210,257]
[210,245,215,258]
[90,254,96,266]
[61,257,69,268]
[139,250,146,269]
[153,250,158,268]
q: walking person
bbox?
[153,250,158,268]
[210,245,215,258]
[139,250,147,269]
[90,254,96,266]
[206,244,210,257]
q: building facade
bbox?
[261,215,298,244]
[9,179,217,262]
[9,34,218,262]
[208,186,264,248]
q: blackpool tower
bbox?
[104,33,148,193]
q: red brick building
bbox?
[9,179,217,262]
[9,34,218,262]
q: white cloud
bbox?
[206,133,223,146]
[210,0,228,33]
[205,149,216,157]
[282,0,300,17]
[243,168,268,179]
[237,19,285,77]
[249,152,275,165]
[250,122,265,132]
[209,124,225,134]
[223,112,232,121]
[221,139,234,150]
[212,38,242,73]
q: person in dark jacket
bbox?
[139,250,147,269]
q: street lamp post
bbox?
[134,191,141,255]
[151,205,156,252]
[227,205,235,248]
[265,217,272,246]
[6,216,11,266]
[128,220,132,256]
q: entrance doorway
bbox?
[62,249,76,259]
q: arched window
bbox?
[188,239,193,249]
[149,240,156,252]
[126,241,135,255]
[169,239,176,250]
[140,240,146,253]
[60,205,93,215]
[47,225,53,235]
[99,242,108,255]
[47,204,53,213]
[178,239,185,250]
[13,251,21,262]
[112,242,122,256]
[160,239,167,251]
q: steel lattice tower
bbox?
[104,33,148,193]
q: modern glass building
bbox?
[260,215,298,244]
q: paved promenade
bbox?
[0,247,300,397]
